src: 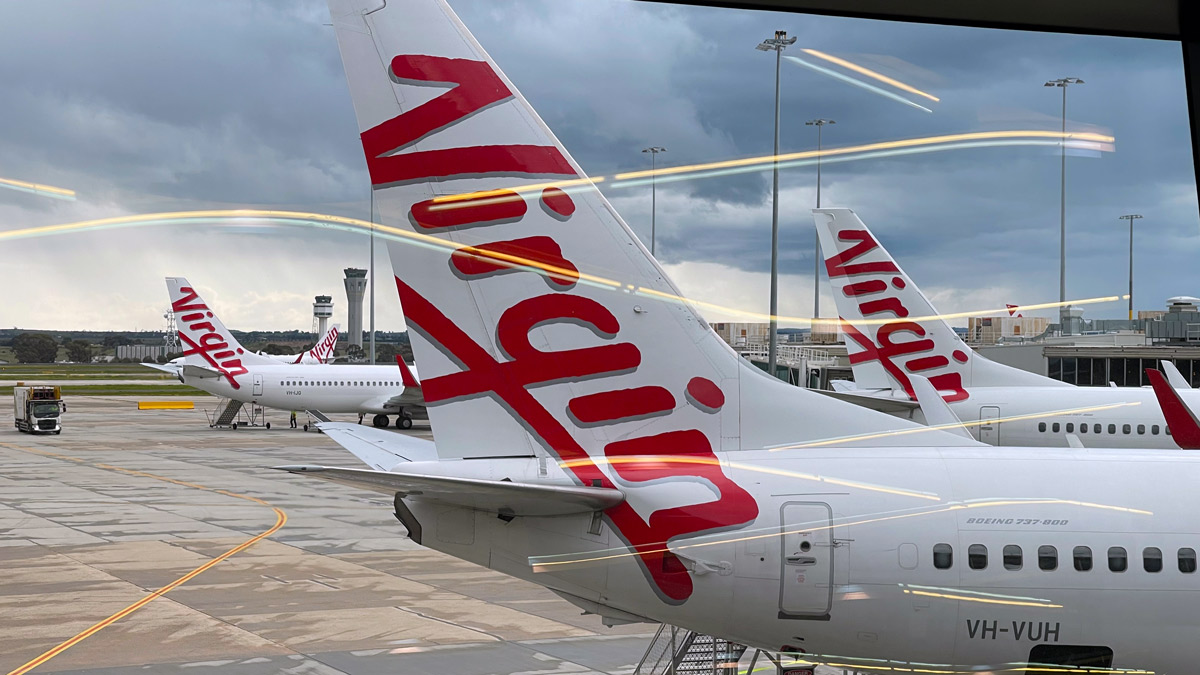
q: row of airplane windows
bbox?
[281,380,400,387]
[931,543,1197,573]
[1036,421,1170,436]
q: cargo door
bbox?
[253,373,263,397]
[779,502,833,619]
[978,406,1000,445]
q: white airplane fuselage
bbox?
[407,447,1190,673]
[910,386,1194,448]
[183,364,410,415]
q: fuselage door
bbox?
[978,406,1000,445]
[253,373,263,397]
[778,501,833,619]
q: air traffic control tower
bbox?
[343,268,367,348]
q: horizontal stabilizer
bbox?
[271,464,625,516]
[142,363,180,375]
[317,421,438,470]
[181,364,222,379]
[812,388,919,414]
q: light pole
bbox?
[1044,77,1084,331]
[369,188,376,364]
[758,30,796,380]
[805,118,834,324]
[1119,214,1143,322]
[642,146,666,256]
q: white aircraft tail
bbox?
[167,277,278,389]
[326,0,968,604]
[300,323,340,364]
[813,209,1070,400]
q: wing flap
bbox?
[272,464,624,516]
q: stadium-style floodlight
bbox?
[758,30,797,380]
[1044,77,1085,331]
[1119,214,1143,321]
[641,147,667,255]
[805,118,835,322]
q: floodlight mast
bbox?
[1044,76,1085,332]
[758,30,797,380]
[642,146,667,256]
[805,118,835,324]
[1119,214,1143,321]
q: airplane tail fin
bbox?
[813,208,1069,400]
[167,277,279,380]
[304,323,341,364]
[325,0,973,605]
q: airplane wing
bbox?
[811,388,920,414]
[1162,361,1192,389]
[318,421,438,470]
[909,375,979,443]
[271,464,624,516]
[1146,368,1200,449]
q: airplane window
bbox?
[1143,547,1163,573]
[1038,545,1057,571]
[1122,424,1131,434]
[1168,427,1173,435]
[1094,424,1102,434]
[1065,422,1074,433]
[1079,424,1087,434]
[1003,544,1022,570]
[1074,546,1093,572]
[1038,422,1046,432]
[933,543,953,569]
[1108,424,1117,434]
[1179,548,1197,573]
[1108,547,1127,572]
[1137,424,1146,435]
[968,544,987,570]
[1052,422,1060,433]
[1152,425,1161,435]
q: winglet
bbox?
[1162,361,1192,389]
[1146,368,1200,449]
[908,375,980,443]
[397,356,420,389]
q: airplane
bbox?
[813,207,1199,449]
[272,2,1200,673]
[151,277,425,429]
[166,322,341,369]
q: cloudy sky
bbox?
[0,0,1195,333]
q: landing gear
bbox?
[303,423,309,432]
[265,422,271,430]
[397,416,413,430]
[372,414,390,428]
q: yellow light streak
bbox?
[529,497,1150,571]
[770,402,1141,450]
[613,130,1113,181]
[0,209,1127,329]
[812,295,1127,328]
[0,176,75,199]
[801,49,940,102]
[903,588,1062,608]
[559,455,940,501]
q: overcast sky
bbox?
[0,0,1195,333]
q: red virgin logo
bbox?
[373,54,758,603]
[172,287,248,389]
[826,229,968,402]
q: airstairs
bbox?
[634,624,814,675]
[204,398,270,430]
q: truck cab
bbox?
[14,385,63,434]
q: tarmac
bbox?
[0,396,656,675]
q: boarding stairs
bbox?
[204,398,270,430]
[634,624,816,675]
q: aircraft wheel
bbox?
[231,422,238,430]
[266,422,271,430]
[398,416,413,430]
[303,424,309,432]
[372,414,389,428]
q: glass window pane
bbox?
[1144,547,1162,573]
[1038,545,1057,571]
[1049,357,1062,381]
[1038,422,1047,432]
[968,544,987,570]
[1153,425,1160,435]
[1180,548,1196,573]
[1109,358,1125,387]
[1137,424,1146,435]
[1126,358,1141,387]
[1079,423,1088,434]
[1052,422,1060,433]
[1077,358,1093,386]
[1123,424,1131,434]
[933,543,953,569]
[1063,358,1077,385]
[1108,546,1127,572]
[1066,422,1074,433]
[1094,424,1102,434]
[1109,424,1117,434]
[1003,544,1022,570]
[1073,546,1093,572]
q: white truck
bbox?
[14,385,63,434]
